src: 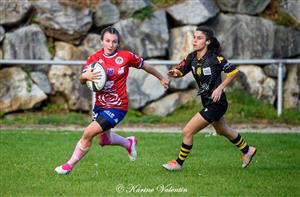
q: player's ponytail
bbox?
[208,37,221,55]
[196,26,221,55]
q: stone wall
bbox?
[0,0,299,115]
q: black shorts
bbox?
[199,95,228,123]
[95,115,114,131]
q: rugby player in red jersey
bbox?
[55,26,169,175]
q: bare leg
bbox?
[182,113,210,145]
[81,121,103,148]
[212,117,256,168]
[212,117,238,140]
[162,113,210,170]
[55,121,103,174]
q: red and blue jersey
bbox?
[82,49,144,110]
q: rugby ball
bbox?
[82,62,107,92]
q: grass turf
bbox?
[0,130,299,196]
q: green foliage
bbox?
[123,89,300,125]
[43,103,67,114]
[31,15,38,23]
[47,38,55,56]
[260,0,300,30]
[131,0,183,21]
[1,89,299,126]
[36,112,90,125]
[122,109,162,124]
[0,112,90,126]
[24,70,33,92]
[132,6,154,21]
[0,111,4,119]
[151,0,183,8]
[0,131,299,196]
[226,89,300,124]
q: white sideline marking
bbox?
[1,125,300,133]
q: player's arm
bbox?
[168,59,190,78]
[212,56,239,102]
[219,68,239,90]
[80,69,102,84]
[80,72,88,84]
[168,69,183,78]
[212,70,238,102]
[80,56,101,84]
[143,63,169,89]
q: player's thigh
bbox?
[212,117,237,139]
[212,117,227,132]
[183,112,209,136]
[83,120,103,139]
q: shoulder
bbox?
[117,50,133,56]
[209,53,228,65]
[186,51,196,59]
[115,50,136,59]
[186,51,196,62]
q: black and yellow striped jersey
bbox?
[176,51,238,103]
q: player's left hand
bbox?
[160,77,169,89]
[212,88,222,102]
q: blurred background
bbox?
[0,0,299,125]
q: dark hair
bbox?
[196,26,221,54]
[100,26,120,44]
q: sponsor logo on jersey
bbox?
[217,55,224,63]
[104,110,115,118]
[203,67,212,75]
[118,67,125,75]
[92,112,98,120]
[196,63,202,75]
[115,57,124,64]
[107,68,114,76]
[200,83,209,91]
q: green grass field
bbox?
[1,130,299,197]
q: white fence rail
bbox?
[1,59,300,116]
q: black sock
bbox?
[176,143,193,166]
[231,134,249,154]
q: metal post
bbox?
[277,62,283,116]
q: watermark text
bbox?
[116,184,188,193]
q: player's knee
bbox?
[215,127,226,135]
[182,128,193,138]
[82,128,94,141]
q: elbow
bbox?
[226,69,239,78]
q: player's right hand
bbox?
[168,69,182,78]
[83,68,102,81]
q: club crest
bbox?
[115,57,124,65]
[107,68,114,76]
